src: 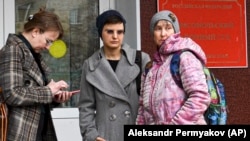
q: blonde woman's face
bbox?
[153,20,175,47]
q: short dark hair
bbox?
[96,10,126,38]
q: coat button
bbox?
[24,80,31,86]
[109,114,117,121]
[124,110,131,118]
[109,101,116,107]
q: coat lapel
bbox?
[21,45,45,86]
[86,58,130,102]
[115,55,139,88]
[86,46,140,103]
[25,61,45,86]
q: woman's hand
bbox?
[47,79,68,95]
[53,91,73,103]
[95,137,106,141]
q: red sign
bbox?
[158,0,247,68]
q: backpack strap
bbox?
[135,50,142,95]
[170,50,185,88]
[170,49,200,88]
[170,49,220,101]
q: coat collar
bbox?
[89,43,137,71]
[11,34,46,86]
[86,43,140,102]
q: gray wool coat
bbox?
[78,43,150,141]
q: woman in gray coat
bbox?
[78,10,150,141]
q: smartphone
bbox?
[54,90,80,98]
[70,90,80,95]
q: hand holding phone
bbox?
[54,90,80,99]
[70,90,80,95]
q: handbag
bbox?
[0,87,7,141]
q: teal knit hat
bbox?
[150,10,180,34]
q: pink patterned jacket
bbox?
[136,33,211,125]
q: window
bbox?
[15,0,100,107]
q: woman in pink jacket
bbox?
[136,10,211,125]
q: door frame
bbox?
[0,0,15,47]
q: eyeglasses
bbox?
[45,38,53,46]
[105,29,124,35]
[41,33,54,46]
